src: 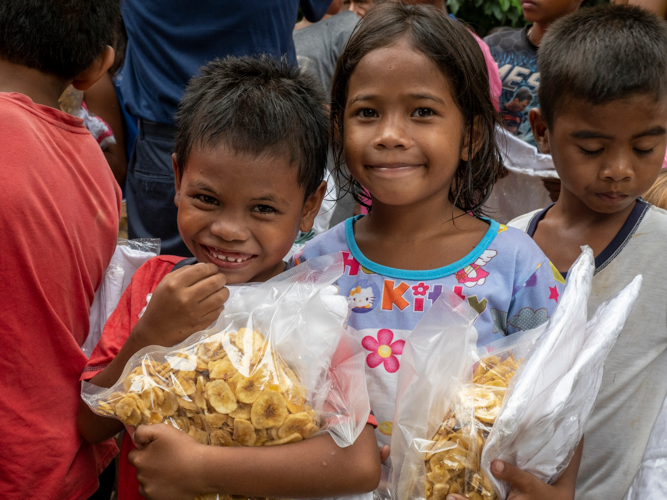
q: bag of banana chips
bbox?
[82,254,371,500]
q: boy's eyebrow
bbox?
[570,130,614,140]
[571,126,667,140]
[251,194,289,205]
[191,180,219,194]
[632,126,666,138]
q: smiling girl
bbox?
[290,4,581,498]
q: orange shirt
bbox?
[0,93,122,500]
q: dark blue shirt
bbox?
[120,0,330,124]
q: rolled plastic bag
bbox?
[82,253,371,500]
[624,392,667,499]
[482,250,642,498]
[84,238,160,357]
[390,247,641,500]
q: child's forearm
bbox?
[198,425,380,498]
[132,423,381,499]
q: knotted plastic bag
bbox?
[82,253,371,500]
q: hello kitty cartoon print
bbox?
[455,249,497,288]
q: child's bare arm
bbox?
[128,423,380,500]
[78,263,228,444]
[448,438,584,500]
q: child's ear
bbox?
[71,46,115,91]
[299,181,327,233]
[530,108,551,155]
[172,153,182,208]
[460,117,484,161]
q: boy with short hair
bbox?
[509,5,667,499]
[0,1,122,499]
[484,0,582,145]
[78,55,380,500]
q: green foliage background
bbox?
[448,0,610,37]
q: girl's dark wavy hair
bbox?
[330,2,503,215]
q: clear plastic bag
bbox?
[390,247,641,500]
[624,392,667,500]
[84,238,161,357]
[482,249,641,498]
[390,288,543,500]
[82,254,371,500]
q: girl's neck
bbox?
[353,195,490,272]
[361,195,463,242]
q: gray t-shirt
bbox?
[510,200,667,500]
[294,10,360,92]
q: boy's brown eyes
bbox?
[195,194,218,205]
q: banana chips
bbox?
[82,254,371,500]
[97,328,320,449]
[423,355,520,500]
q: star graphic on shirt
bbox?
[549,286,559,303]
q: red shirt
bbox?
[0,93,122,500]
[83,255,184,500]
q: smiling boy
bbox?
[76,56,380,500]
[509,5,667,499]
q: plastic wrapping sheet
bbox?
[82,254,371,500]
[390,247,641,500]
[84,238,161,356]
[625,392,667,499]
[483,128,558,224]
[482,248,642,498]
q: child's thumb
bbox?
[132,424,159,448]
[491,459,538,494]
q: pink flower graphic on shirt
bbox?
[361,329,405,373]
[412,282,429,296]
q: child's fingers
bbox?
[491,459,539,495]
[191,273,228,304]
[132,423,161,448]
[170,262,220,288]
[379,445,390,463]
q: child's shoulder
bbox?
[507,209,542,233]
[296,219,349,262]
[133,255,187,285]
[483,27,524,51]
[492,221,548,259]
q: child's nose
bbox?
[375,116,410,149]
[602,152,634,182]
[209,216,250,242]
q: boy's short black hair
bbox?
[175,55,328,200]
[514,88,533,103]
[539,4,667,127]
[0,0,119,80]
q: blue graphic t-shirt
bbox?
[484,26,539,145]
[289,217,564,446]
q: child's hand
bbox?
[379,445,390,463]
[129,424,208,500]
[446,437,584,500]
[132,263,229,348]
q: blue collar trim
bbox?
[344,215,500,280]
